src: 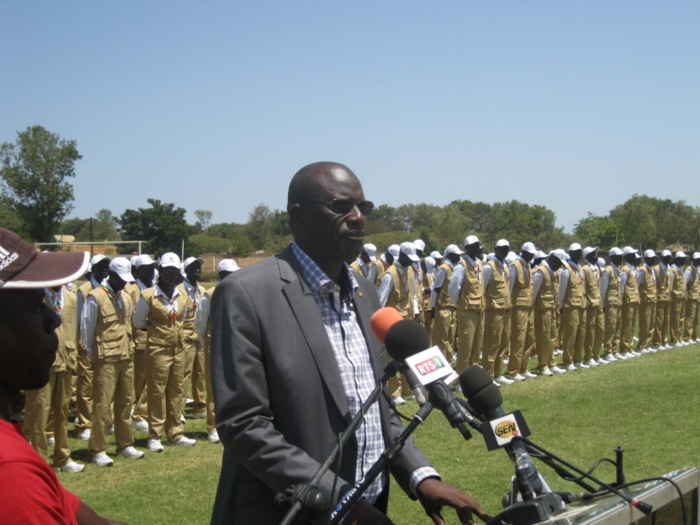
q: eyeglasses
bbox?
[299,199,374,216]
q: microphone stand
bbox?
[277,361,401,525]
[328,400,436,524]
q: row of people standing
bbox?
[22,252,239,472]
[349,238,700,394]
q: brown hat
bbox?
[0,228,89,289]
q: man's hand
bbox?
[343,498,395,525]
[416,478,491,525]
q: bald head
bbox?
[287,161,358,212]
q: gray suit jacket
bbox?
[209,246,433,524]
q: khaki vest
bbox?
[458,257,485,311]
[485,259,511,311]
[125,282,148,351]
[420,271,434,312]
[141,287,187,348]
[48,289,78,372]
[436,262,456,310]
[602,265,621,307]
[562,263,585,309]
[581,263,601,308]
[203,284,217,351]
[385,263,415,319]
[654,263,671,302]
[350,260,367,278]
[534,263,556,310]
[621,263,640,305]
[510,258,533,308]
[179,281,206,344]
[669,265,687,301]
[89,286,133,361]
[687,266,700,301]
[374,260,388,289]
[638,265,657,303]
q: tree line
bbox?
[3,126,700,256]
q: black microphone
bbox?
[460,366,543,500]
[385,320,471,440]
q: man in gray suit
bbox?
[209,162,488,525]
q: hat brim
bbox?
[1,251,89,289]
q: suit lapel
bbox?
[278,249,351,422]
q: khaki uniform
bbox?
[619,263,640,355]
[653,262,671,347]
[684,265,700,341]
[349,259,367,278]
[668,264,686,344]
[201,285,218,433]
[431,261,458,363]
[179,281,207,416]
[482,258,511,378]
[637,264,657,350]
[75,280,97,433]
[140,287,189,442]
[582,262,603,361]
[533,262,557,371]
[23,288,78,467]
[374,259,389,290]
[454,256,485,374]
[126,281,149,423]
[560,262,586,366]
[509,258,534,376]
[85,286,136,457]
[602,264,621,357]
[420,270,435,336]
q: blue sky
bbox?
[2,1,698,235]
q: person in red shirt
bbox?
[0,227,128,525]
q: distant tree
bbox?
[119,199,193,254]
[78,209,121,241]
[0,196,27,236]
[0,126,82,241]
[194,209,213,234]
[574,213,622,249]
[366,204,401,234]
[59,217,90,237]
[610,195,656,248]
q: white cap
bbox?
[90,254,108,266]
[430,250,443,259]
[133,254,155,268]
[622,246,638,255]
[444,244,464,256]
[413,239,425,252]
[675,251,687,259]
[583,246,598,257]
[424,256,436,273]
[159,252,181,268]
[661,249,672,257]
[464,235,480,246]
[495,239,510,248]
[534,250,547,260]
[644,249,656,258]
[609,247,623,256]
[217,259,240,273]
[505,251,518,265]
[597,257,606,268]
[551,249,568,262]
[521,242,536,254]
[363,243,377,261]
[399,241,420,262]
[693,252,700,260]
[108,257,135,282]
[387,244,400,258]
[569,243,582,252]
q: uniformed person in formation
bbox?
[668,251,688,347]
[374,244,398,291]
[349,243,378,283]
[601,248,623,361]
[507,242,537,381]
[558,243,587,370]
[420,256,436,335]
[23,283,84,472]
[683,252,700,344]
[653,250,673,350]
[482,239,513,384]
[82,257,144,466]
[618,247,641,359]
[430,244,462,364]
[196,258,240,443]
[74,254,111,441]
[133,252,196,452]
[636,250,658,354]
[533,250,566,376]
[581,246,606,367]
[448,235,485,375]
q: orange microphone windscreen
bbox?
[370,307,404,345]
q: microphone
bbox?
[459,366,543,500]
[384,319,471,440]
[370,308,428,405]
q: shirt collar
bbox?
[291,241,358,297]
[155,284,180,299]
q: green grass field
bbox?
[59,345,700,525]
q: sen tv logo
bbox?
[414,354,448,376]
[495,420,519,439]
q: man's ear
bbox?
[288,204,304,231]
